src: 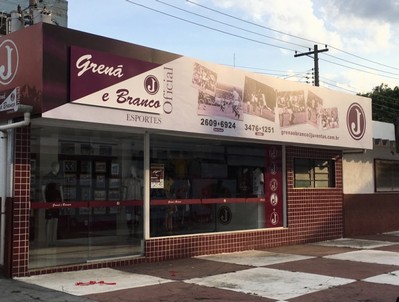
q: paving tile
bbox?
[185,267,354,301]
[363,270,399,286]
[288,281,399,302]
[267,257,399,280]
[116,257,251,280]
[385,231,399,236]
[325,250,399,266]
[375,243,399,253]
[196,250,313,267]
[355,234,399,243]
[0,276,93,302]
[315,238,397,249]
[17,268,172,296]
[85,282,273,302]
[263,244,354,257]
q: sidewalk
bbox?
[8,231,399,301]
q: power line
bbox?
[325,53,399,77]
[319,77,360,94]
[223,64,310,78]
[126,0,398,86]
[328,45,399,72]
[366,94,399,107]
[283,69,314,80]
[125,0,298,52]
[372,103,399,116]
[185,0,399,73]
[156,0,309,50]
[227,65,301,73]
[185,0,320,46]
[320,57,399,80]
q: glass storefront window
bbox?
[29,123,144,269]
[149,134,269,237]
[29,122,282,268]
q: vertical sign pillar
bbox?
[265,145,283,228]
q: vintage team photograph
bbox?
[197,82,244,121]
[243,76,276,122]
[277,90,306,127]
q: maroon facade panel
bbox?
[344,193,399,237]
[41,23,181,114]
[0,26,43,120]
[0,23,181,120]
[11,140,344,277]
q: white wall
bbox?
[343,121,398,194]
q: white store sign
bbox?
[45,47,373,150]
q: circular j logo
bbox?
[144,75,159,95]
[269,146,278,159]
[0,40,19,86]
[270,210,279,226]
[269,163,278,175]
[347,103,366,140]
[218,206,232,225]
[269,178,278,192]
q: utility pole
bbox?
[294,44,328,87]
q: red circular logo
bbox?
[347,103,366,140]
[144,75,159,95]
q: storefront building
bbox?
[343,121,399,236]
[0,23,372,277]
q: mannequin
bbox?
[123,166,143,237]
[163,171,179,234]
[41,161,64,245]
[252,167,264,197]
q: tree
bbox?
[358,84,399,123]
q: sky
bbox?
[65,0,399,95]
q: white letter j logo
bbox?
[0,40,19,86]
[350,108,362,136]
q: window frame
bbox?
[293,158,336,188]
[374,159,399,192]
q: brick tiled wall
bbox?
[285,146,343,242]
[12,144,343,277]
[12,126,31,277]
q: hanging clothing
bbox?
[123,177,143,200]
[42,171,63,219]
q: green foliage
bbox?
[358,83,399,123]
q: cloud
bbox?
[318,2,394,53]
[340,68,399,94]
[211,0,396,53]
[211,0,343,49]
[206,0,399,92]
[323,0,399,24]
